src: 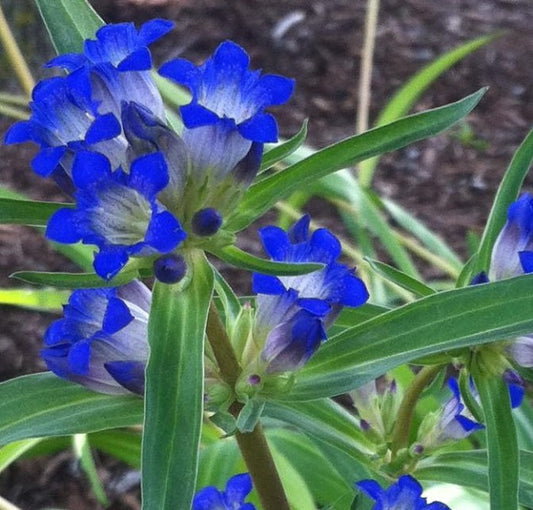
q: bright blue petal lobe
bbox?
[356,475,450,510]
[41,283,150,394]
[252,274,286,295]
[193,473,255,510]
[85,112,122,144]
[46,208,82,244]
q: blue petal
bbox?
[138,19,174,45]
[31,146,67,177]
[252,274,285,295]
[129,152,169,197]
[455,414,484,433]
[46,53,86,70]
[46,208,82,243]
[93,247,129,280]
[105,360,145,395]
[508,383,525,408]
[238,112,278,143]
[258,226,290,260]
[224,473,253,505]
[355,479,383,501]
[144,210,187,252]
[117,47,152,71]
[288,215,310,243]
[72,151,112,188]
[298,298,331,316]
[341,274,370,307]
[180,103,220,128]
[4,120,33,144]
[192,486,225,510]
[85,113,121,144]
[310,229,341,263]
[102,297,134,334]
[158,58,199,91]
[68,341,91,375]
[519,251,533,273]
[258,74,295,105]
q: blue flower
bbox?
[252,216,368,373]
[4,72,122,184]
[193,473,256,510]
[159,40,294,183]
[41,281,151,395]
[435,378,484,442]
[46,150,186,280]
[356,475,450,510]
[490,192,533,280]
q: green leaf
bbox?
[364,257,435,297]
[142,250,214,510]
[236,400,265,433]
[227,89,487,232]
[381,197,463,274]
[268,429,353,510]
[474,374,519,510]
[259,120,309,173]
[35,0,104,54]
[473,128,533,277]
[416,450,533,508]
[0,438,42,473]
[212,266,242,328]
[197,438,242,490]
[0,198,71,227]
[0,373,143,445]
[208,245,323,275]
[358,33,500,186]
[333,303,389,329]
[264,400,374,465]
[281,273,533,400]
[11,268,139,288]
[0,287,69,312]
[73,434,108,505]
[90,430,142,469]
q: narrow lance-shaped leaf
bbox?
[280,273,533,400]
[35,0,104,54]
[473,373,519,510]
[227,89,487,232]
[0,373,143,445]
[0,198,72,227]
[142,250,214,510]
[208,245,323,276]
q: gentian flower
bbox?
[160,40,294,186]
[46,150,186,280]
[193,473,256,510]
[251,216,368,373]
[355,475,450,510]
[434,378,484,442]
[41,281,151,395]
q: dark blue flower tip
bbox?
[471,271,489,285]
[356,475,450,510]
[105,360,145,395]
[192,208,223,236]
[159,40,294,144]
[193,473,255,510]
[504,369,525,408]
[153,254,187,284]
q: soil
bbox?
[0,0,531,508]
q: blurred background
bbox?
[0,0,531,508]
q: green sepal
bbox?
[236,400,265,433]
[209,411,237,436]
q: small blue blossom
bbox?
[490,192,533,280]
[356,475,450,510]
[252,216,368,373]
[46,150,186,280]
[193,473,256,510]
[160,40,294,183]
[41,281,151,395]
[435,378,484,442]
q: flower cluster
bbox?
[247,215,369,374]
[356,475,450,510]
[6,21,293,280]
[193,473,255,510]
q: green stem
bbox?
[0,4,34,97]
[206,303,290,510]
[390,365,443,457]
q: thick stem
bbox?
[390,365,443,457]
[206,303,290,510]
